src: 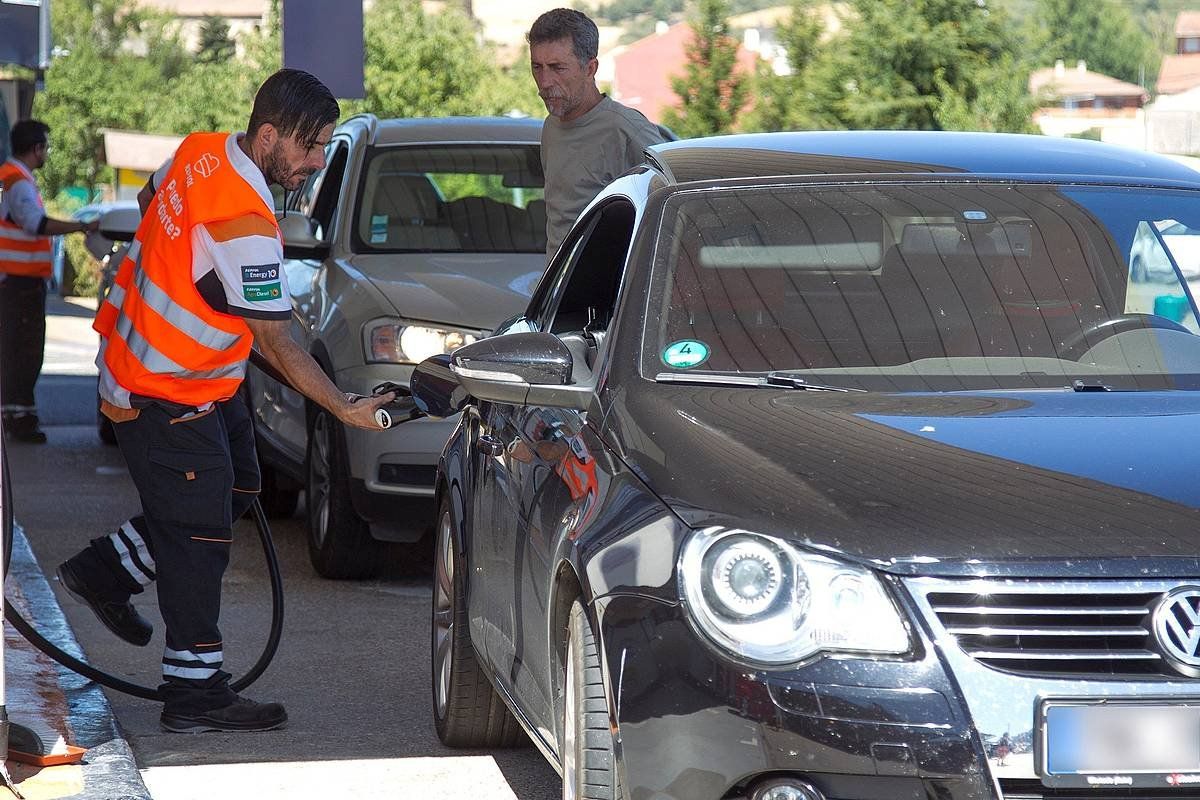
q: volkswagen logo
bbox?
[193,153,221,179]
[1154,587,1200,676]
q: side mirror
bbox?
[280,211,330,260]
[98,206,142,242]
[449,332,591,411]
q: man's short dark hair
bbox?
[527,8,599,64]
[11,120,50,157]
[246,69,339,148]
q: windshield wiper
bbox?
[1071,379,1111,392]
[654,372,864,392]
[763,372,866,392]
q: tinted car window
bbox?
[648,183,1200,391]
[354,144,545,253]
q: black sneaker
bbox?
[55,561,152,646]
[6,415,46,444]
[160,697,288,733]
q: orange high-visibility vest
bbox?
[95,132,277,408]
[0,161,53,278]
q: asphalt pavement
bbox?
[0,295,559,799]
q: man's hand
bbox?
[245,317,395,431]
[340,391,397,430]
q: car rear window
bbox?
[353,144,545,254]
[648,182,1200,391]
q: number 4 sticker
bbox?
[662,340,710,369]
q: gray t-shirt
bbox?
[540,95,665,258]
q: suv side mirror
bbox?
[280,211,330,260]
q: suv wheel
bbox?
[432,495,524,747]
[305,408,381,579]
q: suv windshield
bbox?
[354,144,545,254]
[649,183,1200,391]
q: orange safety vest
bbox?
[0,161,53,278]
[95,132,277,408]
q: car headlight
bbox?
[364,319,479,364]
[678,527,910,666]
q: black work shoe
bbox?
[6,416,46,444]
[55,562,152,646]
[160,697,288,733]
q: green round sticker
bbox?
[662,339,710,369]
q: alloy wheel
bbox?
[562,628,578,800]
[433,508,455,719]
[308,411,332,549]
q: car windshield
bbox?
[354,144,545,254]
[648,182,1200,391]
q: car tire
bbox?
[563,599,620,800]
[305,408,381,579]
[258,462,299,519]
[432,495,524,748]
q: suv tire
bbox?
[305,408,381,579]
[432,495,524,748]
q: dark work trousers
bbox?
[63,396,261,715]
[0,276,47,424]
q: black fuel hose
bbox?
[2,348,289,699]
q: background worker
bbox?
[55,69,394,734]
[528,8,666,258]
[0,120,99,444]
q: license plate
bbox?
[1038,699,1200,788]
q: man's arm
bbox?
[5,179,96,236]
[243,317,392,430]
[39,217,98,236]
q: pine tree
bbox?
[197,15,235,64]
[662,0,748,138]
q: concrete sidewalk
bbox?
[2,522,149,800]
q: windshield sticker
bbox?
[662,340,710,369]
[370,214,388,244]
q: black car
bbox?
[403,131,1200,800]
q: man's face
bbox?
[530,37,597,122]
[262,122,333,191]
[30,141,48,170]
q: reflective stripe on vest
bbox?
[95,132,275,408]
[0,163,52,278]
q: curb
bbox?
[7,523,150,800]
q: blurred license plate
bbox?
[1040,700,1200,788]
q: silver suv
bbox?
[248,114,546,578]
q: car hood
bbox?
[349,252,544,330]
[615,386,1200,576]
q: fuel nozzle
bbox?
[370,381,422,429]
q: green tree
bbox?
[742,0,828,132]
[662,0,749,138]
[197,15,236,64]
[804,0,1035,132]
[1033,0,1159,86]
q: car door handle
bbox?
[476,435,505,457]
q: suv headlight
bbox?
[364,319,479,364]
[678,527,910,666]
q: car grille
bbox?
[926,587,1166,678]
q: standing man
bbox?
[0,120,99,443]
[55,69,394,734]
[528,8,667,258]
